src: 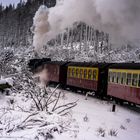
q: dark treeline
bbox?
[0,0,56,48]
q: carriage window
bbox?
[76,68,79,78]
[72,68,75,77]
[116,72,121,84]
[112,72,116,83]
[114,72,117,83]
[121,73,126,84]
[132,74,138,87]
[138,74,140,87]
[108,72,112,82]
[112,72,114,82]
[88,69,92,80]
[126,73,132,85]
[68,68,71,77]
[79,69,83,78]
[84,69,87,79]
[93,70,97,80]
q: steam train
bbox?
[28,59,140,105]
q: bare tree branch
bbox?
[45,84,60,106]
[52,91,61,112]
[58,103,77,115]
[53,100,79,111]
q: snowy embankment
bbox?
[0,77,13,86]
[0,87,140,140]
[63,90,140,140]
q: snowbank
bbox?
[0,87,140,139]
[0,77,13,86]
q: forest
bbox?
[0,0,56,48]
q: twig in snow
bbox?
[52,91,61,112]
[46,84,60,105]
[57,102,77,115]
[17,106,31,113]
[53,99,79,111]
[0,136,32,140]
[17,112,39,129]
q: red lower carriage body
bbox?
[108,83,140,105]
[47,64,60,82]
[67,77,98,91]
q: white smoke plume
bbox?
[32,0,140,50]
[34,68,49,86]
[32,5,50,51]
[95,0,140,44]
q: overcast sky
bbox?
[0,0,26,7]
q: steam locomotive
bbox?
[28,59,140,105]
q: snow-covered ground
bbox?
[60,90,140,140]
[0,77,13,86]
[0,88,140,140]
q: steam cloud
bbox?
[32,0,140,50]
[32,6,50,51]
